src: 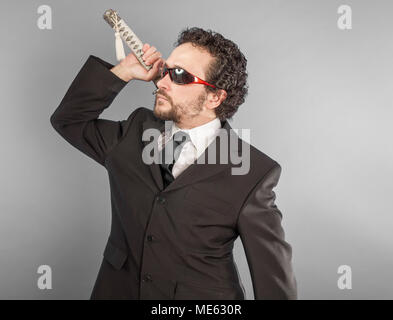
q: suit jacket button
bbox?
[156,195,166,204]
[147,235,154,242]
[142,274,152,282]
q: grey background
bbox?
[0,0,392,299]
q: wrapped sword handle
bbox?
[103,9,152,71]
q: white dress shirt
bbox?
[157,117,222,178]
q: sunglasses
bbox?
[159,64,218,89]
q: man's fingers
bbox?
[144,51,162,66]
[140,44,163,81]
[142,46,157,61]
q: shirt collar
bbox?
[168,117,222,158]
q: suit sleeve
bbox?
[50,55,140,166]
[236,163,298,300]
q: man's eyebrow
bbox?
[165,62,185,69]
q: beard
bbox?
[153,90,206,123]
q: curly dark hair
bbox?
[174,27,248,121]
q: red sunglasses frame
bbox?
[160,64,218,89]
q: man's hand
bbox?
[110,43,164,82]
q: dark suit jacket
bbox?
[50,55,297,300]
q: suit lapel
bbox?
[141,115,240,193]
[141,117,167,191]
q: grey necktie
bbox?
[159,131,191,185]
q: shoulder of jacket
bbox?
[238,137,281,176]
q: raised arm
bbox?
[50,55,134,166]
[50,44,163,166]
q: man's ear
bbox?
[207,89,227,110]
[217,89,227,105]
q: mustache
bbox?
[153,89,171,101]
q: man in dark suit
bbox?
[50,27,297,300]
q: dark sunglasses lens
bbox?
[170,68,195,84]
